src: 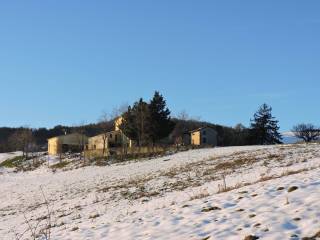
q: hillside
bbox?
[0,144,319,239]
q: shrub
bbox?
[50,161,70,169]
[0,156,24,168]
[288,186,298,192]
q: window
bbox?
[110,134,113,139]
[203,130,206,135]
[202,137,207,144]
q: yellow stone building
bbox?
[86,117,133,157]
[114,116,123,131]
[190,127,217,146]
[48,133,88,155]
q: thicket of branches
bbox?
[292,123,320,142]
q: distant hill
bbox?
[281,132,301,144]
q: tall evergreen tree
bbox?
[250,103,282,145]
[120,99,150,147]
[149,91,175,145]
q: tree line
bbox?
[0,92,319,154]
[118,95,284,146]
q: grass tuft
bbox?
[50,161,70,169]
[0,156,24,168]
[288,186,298,192]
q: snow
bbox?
[282,132,300,144]
[103,169,320,240]
[0,151,22,164]
[0,144,319,239]
[282,131,296,137]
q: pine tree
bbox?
[149,91,175,145]
[250,103,282,145]
[120,99,150,147]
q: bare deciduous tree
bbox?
[9,127,34,159]
[176,110,190,121]
[98,112,111,157]
[72,123,87,160]
[110,103,129,120]
[292,123,320,143]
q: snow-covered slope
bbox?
[102,169,320,240]
[0,151,22,164]
[0,144,319,240]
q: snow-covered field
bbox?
[0,151,22,164]
[0,144,319,240]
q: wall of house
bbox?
[60,133,88,146]
[190,128,218,146]
[47,134,88,155]
[191,131,201,145]
[200,128,218,146]
[86,135,109,158]
[86,131,133,158]
[88,135,108,150]
[107,131,121,145]
[182,134,191,145]
[114,117,123,131]
[48,138,60,155]
[108,131,132,147]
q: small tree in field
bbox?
[292,123,320,143]
[250,103,282,145]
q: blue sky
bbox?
[0,1,319,131]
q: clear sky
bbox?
[0,1,319,131]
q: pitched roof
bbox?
[89,130,120,139]
[47,133,87,141]
[189,126,216,133]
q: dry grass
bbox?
[243,235,259,240]
[89,213,100,219]
[288,186,299,192]
[214,156,257,171]
[302,230,320,240]
[213,165,320,195]
[201,206,221,212]
[189,189,210,201]
[93,145,320,205]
